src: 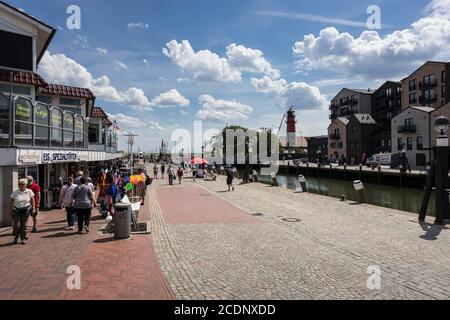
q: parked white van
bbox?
[366,153,393,167]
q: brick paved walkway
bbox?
[149,175,450,300]
[2,171,450,300]
[0,196,173,300]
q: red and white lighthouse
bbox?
[286,107,297,149]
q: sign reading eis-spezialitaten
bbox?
[43,152,77,163]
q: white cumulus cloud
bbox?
[226,43,281,79]
[292,0,450,79]
[107,113,146,128]
[162,40,279,83]
[151,89,190,108]
[251,76,328,110]
[40,52,153,108]
[196,94,253,121]
[39,52,190,110]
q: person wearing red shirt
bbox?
[26,176,41,233]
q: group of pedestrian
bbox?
[8,170,96,245]
[8,158,157,245]
[59,171,97,234]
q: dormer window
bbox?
[0,30,33,71]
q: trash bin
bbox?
[114,203,131,239]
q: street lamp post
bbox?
[434,116,450,225]
[201,145,205,170]
[125,132,138,176]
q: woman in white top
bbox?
[10,179,35,244]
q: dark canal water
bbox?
[258,174,436,217]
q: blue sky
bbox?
[6,0,448,151]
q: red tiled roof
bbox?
[91,106,108,118]
[42,84,96,100]
[103,118,113,127]
[91,107,112,127]
[0,69,47,87]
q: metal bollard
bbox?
[252,170,259,183]
[353,180,368,203]
[296,175,308,193]
[271,172,279,187]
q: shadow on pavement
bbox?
[33,226,68,234]
[0,233,13,238]
[419,222,443,241]
[41,232,79,239]
[93,237,116,244]
[0,242,16,248]
[349,202,364,206]
[44,220,67,225]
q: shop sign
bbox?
[35,105,49,125]
[15,101,32,122]
[19,150,41,164]
[43,151,78,163]
[78,152,89,161]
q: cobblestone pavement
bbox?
[149,175,450,300]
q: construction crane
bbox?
[277,110,288,138]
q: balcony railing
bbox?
[0,93,89,149]
[329,133,341,140]
[419,95,438,104]
[0,93,119,154]
[398,125,417,133]
[339,109,357,116]
[341,99,358,107]
[330,98,358,109]
[419,80,438,89]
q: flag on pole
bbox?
[113,120,121,133]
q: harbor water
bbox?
[258,174,436,217]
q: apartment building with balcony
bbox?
[401,61,449,110]
[329,88,373,121]
[328,117,349,162]
[391,106,434,170]
[346,114,377,165]
[371,81,402,154]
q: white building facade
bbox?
[0,2,121,226]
